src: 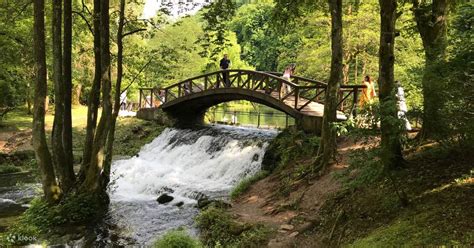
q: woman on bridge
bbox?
[280,64,296,97]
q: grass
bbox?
[0,106,90,132]
[316,144,474,247]
[195,206,273,248]
[230,170,269,200]
[0,164,21,174]
[154,230,202,248]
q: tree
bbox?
[378,0,403,169]
[411,0,449,139]
[32,0,60,203]
[314,0,343,170]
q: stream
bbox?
[0,125,276,246]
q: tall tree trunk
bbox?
[33,0,60,203]
[378,0,403,169]
[412,0,449,139]
[51,0,68,191]
[82,0,112,193]
[62,0,75,191]
[104,0,126,188]
[80,0,101,182]
[315,0,343,170]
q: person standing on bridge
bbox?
[359,75,377,107]
[220,54,231,87]
[281,64,296,97]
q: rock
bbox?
[174,201,184,207]
[0,199,28,217]
[197,198,232,209]
[288,231,299,238]
[156,194,174,204]
[279,224,294,231]
[296,221,316,233]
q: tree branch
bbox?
[122,28,147,38]
[72,11,93,35]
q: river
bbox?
[0,125,276,246]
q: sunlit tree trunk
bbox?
[378,0,403,169]
[51,0,69,191]
[104,0,126,188]
[33,0,60,203]
[82,0,112,193]
[315,0,343,170]
[80,0,101,183]
[62,0,75,192]
[412,0,449,139]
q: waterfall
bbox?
[107,125,276,245]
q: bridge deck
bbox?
[263,90,347,120]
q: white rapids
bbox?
[107,125,276,245]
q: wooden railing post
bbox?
[150,89,154,107]
[352,88,359,117]
[165,88,168,103]
[294,87,299,109]
[139,89,142,109]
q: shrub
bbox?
[0,164,21,174]
[262,127,320,172]
[230,170,269,200]
[1,194,103,246]
[154,230,202,248]
[195,207,272,247]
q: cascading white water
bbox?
[107,125,276,245]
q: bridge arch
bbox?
[138,70,364,133]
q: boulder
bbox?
[156,194,174,204]
[0,199,28,217]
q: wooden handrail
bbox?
[138,69,367,117]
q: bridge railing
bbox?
[138,70,366,117]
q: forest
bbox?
[0,0,472,247]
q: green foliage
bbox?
[154,230,202,248]
[230,170,269,199]
[198,0,237,70]
[342,147,384,189]
[0,164,22,174]
[262,128,320,172]
[195,207,272,248]
[1,194,102,246]
[113,118,167,156]
[432,2,474,147]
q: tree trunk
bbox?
[33,0,60,203]
[82,0,112,193]
[72,84,82,105]
[378,0,403,169]
[80,0,101,183]
[315,0,343,170]
[51,0,69,192]
[104,0,126,188]
[62,0,75,192]
[412,0,449,139]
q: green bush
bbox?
[154,230,202,248]
[195,207,272,247]
[262,127,320,172]
[230,170,269,200]
[0,164,21,174]
[1,194,103,246]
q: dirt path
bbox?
[230,137,379,247]
[0,130,33,154]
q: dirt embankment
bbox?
[0,130,33,154]
[230,137,376,247]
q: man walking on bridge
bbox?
[220,54,231,87]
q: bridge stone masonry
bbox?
[137,69,365,134]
